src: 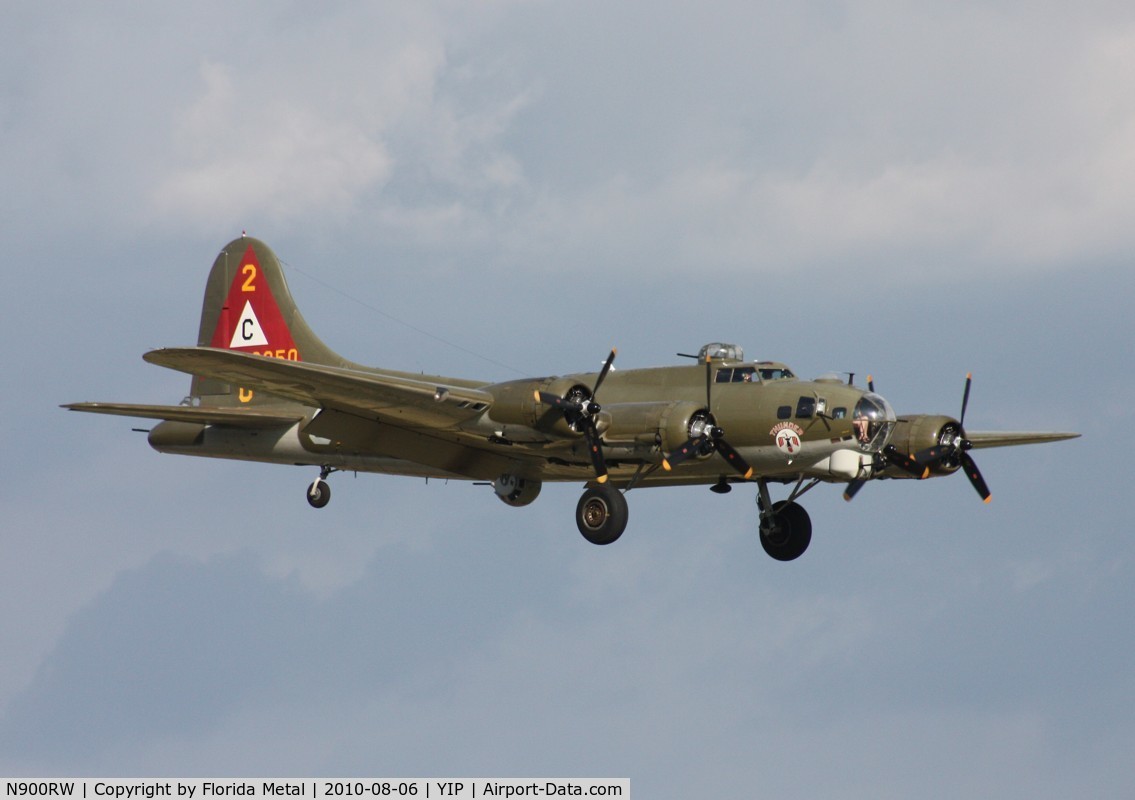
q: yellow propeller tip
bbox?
[597,474,609,484]
[742,468,754,480]
[533,390,541,402]
[920,468,930,479]
[983,495,992,504]
[662,459,673,472]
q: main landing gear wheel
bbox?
[576,486,629,545]
[760,500,812,561]
[307,478,331,509]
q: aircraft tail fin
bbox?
[191,236,346,404]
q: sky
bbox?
[1,1,1131,795]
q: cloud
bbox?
[147,7,535,239]
[152,61,390,225]
[466,3,1135,281]
[9,1,1135,278]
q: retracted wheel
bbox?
[759,500,811,561]
[307,478,331,509]
[576,485,629,545]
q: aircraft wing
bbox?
[142,347,494,429]
[966,431,1080,448]
[62,402,304,427]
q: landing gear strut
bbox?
[307,466,335,509]
[756,480,813,561]
[576,485,629,545]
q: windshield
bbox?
[852,392,896,452]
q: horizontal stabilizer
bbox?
[142,347,494,427]
[62,402,304,427]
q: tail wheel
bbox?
[307,478,331,509]
[760,500,811,561]
[576,486,629,545]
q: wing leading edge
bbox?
[966,431,1081,448]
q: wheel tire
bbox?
[307,479,331,509]
[760,500,811,561]
[575,486,629,545]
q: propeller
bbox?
[843,444,929,501]
[913,372,991,503]
[661,356,755,480]
[845,374,990,503]
[534,348,617,484]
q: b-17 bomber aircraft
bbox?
[66,236,1079,560]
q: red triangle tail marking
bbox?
[209,245,300,360]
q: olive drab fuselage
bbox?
[65,237,1080,560]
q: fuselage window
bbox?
[796,396,815,419]
[832,407,847,420]
[777,405,792,420]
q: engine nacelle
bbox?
[887,414,962,476]
[493,475,542,507]
[487,377,591,437]
[596,400,707,453]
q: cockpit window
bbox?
[759,367,794,380]
[713,365,795,383]
[715,367,758,383]
[852,392,897,452]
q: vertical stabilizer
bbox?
[191,236,345,403]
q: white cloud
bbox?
[461,3,1135,282]
[146,8,534,239]
[151,56,401,228]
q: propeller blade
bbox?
[959,372,972,428]
[663,432,753,479]
[714,436,754,479]
[843,477,867,502]
[960,451,991,503]
[594,348,617,395]
[662,436,705,471]
[585,432,609,483]
[846,443,925,500]
[883,444,930,479]
[705,355,713,408]
[867,374,875,393]
[914,444,952,466]
[534,390,574,411]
